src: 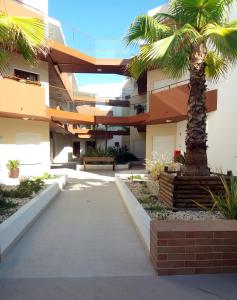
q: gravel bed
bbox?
[126,180,224,221]
[0,185,46,224]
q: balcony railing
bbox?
[49,84,149,117]
[151,79,189,94]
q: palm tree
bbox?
[0,11,47,74]
[125,0,237,176]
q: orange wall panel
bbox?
[0,78,46,118]
[148,84,217,124]
[0,0,43,18]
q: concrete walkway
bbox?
[0,170,236,299]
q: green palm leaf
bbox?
[124,14,172,47]
[205,51,230,81]
[0,11,47,73]
[204,22,237,58]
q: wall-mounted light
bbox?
[165,119,172,123]
[22,117,30,121]
[97,68,102,72]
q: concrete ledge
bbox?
[77,164,130,171]
[0,182,61,260]
[44,175,68,189]
[115,175,151,252]
[150,220,237,276]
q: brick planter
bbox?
[150,220,237,276]
[158,172,231,209]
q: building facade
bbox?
[0,0,236,178]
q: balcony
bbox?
[147,82,218,124]
[0,77,48,120]
[48,92,149,126]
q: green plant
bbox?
[125,0,237,176]
[0,198,17,214]
[0,178,44,199]
[194,176,237,220]
[6,160,20,170]
[82,146,138,164]
[128,174,142,180]
[108,146,138,164]
[146,159,170,180]
[34,172,57,180]
[82,147,113,158]
[0,11,47,74]
[0,190,16,215]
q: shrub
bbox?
[128,174,142,180]
[82,147,113,158]
[0,197,17,213]
[0,178,44,199]
[81,146,138,164]
[194,176,237,220]
[146,160,169,180]
[146,154,172,180]
[108,146,138,164]
[34,172,57,180]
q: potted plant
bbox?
[6,160,20,178]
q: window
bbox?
[14,69,39,82]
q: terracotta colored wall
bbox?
[0,78,46,118]
[0,0,43,18]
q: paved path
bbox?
[0,170,236,299]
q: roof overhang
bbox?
[46,108,149,126]
[0,111,50,122]
[49,41,129,75]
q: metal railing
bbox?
[151,79,189,94]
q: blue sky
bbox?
[49,0,166,86]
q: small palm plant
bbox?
[195,176,237,220]
[125,0,237,176]
[0,11,47,74]
[6,160,20,178]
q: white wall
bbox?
[0,118,50,177]
[176,120,187,154]
[207,70,237,174]
[7,53,49,106]
[53,133,73,163]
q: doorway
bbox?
[73,142,81,157]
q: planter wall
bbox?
[150,220,237,276]
[115,174,237,276]
[159,172,230,209]
[115,175,151,251]
[0,182,61,260]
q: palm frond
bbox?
[124,14,172,47]
[0,49,8,75]
[204,22,237,58]
[169,0,236,28]
[127,54,153,79]
[140,24,199,62]
[153,12,177,23]
[162,49,190,78]
[205,51,231,81]
[0,12,48,66]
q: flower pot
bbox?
[9,168,20,178]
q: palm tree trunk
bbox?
[183,44,210,176]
